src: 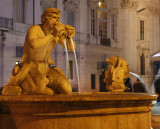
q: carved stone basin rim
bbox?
[0,92,157,103]
[0,92,157,129]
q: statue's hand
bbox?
[48,58,54,65]
[65,25,75,39]
[52,22,67,38]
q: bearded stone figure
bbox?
[2,7,76,95]
[104,56,130,92]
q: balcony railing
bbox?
[100,38,111,47]
[0,17,13,29]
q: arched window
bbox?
[64,0,79,29]
[140,53,145,75]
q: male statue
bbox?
[2,7,76,95]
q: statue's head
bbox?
[41,7,61,29]
[106,56,118,68]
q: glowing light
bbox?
[15,61,20,64]
[98,2,101,6]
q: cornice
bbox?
[110,8,118,15]
[64,0,79,10]
[87,0,98,7]
[147,5,160,16]
[121,0,138,10]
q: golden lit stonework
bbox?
[104,56,130,92]
[2,7,76,95]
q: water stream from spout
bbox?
[63,38,80,93]
[64,39,70,78]
[129,72,144,83]
[71,38,80,93]
[129,72,144,92]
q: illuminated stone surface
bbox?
[0,93,157,129]
[2,7,76,95]
[104,56,130,92]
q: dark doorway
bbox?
[99,71,107,92]
[140,53,145,75]
[91,74,96,89]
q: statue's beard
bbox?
[47,19,56,30]
[49,22,55,30]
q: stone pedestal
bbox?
[0,93,157,129]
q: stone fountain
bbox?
[0,7,157,129]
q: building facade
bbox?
[0,0,160,92]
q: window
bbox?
[99,11,107,38]
[140,21,144,40]
[91,74,96,89]
[98,0,107,38]
[98,0,110,46]
[91,9,96,36]
[14,0,25,23]
[67,10,74,27]
[140,53,145,75]
[67,60,73,79]
[16,46,23,58]
[111,14,115,40]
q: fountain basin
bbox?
[152,103,160,129]
[0,92,157,129]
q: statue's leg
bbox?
[22,73,53,95]
[9,63,30,86]
[47,67,72,94]
[2,63,29,95]
[25,62,54,95]
[2,84,22,95]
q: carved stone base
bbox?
[0,93,157,129]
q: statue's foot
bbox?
[31,86,54,95]
[21,87,54,95]
[44,87,54,95]
[2,85,22,95]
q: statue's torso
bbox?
[23,25,56,63]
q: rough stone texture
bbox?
[0,92,157,129]
[2,7,76,95]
